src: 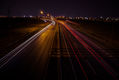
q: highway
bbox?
[0,20,119,80]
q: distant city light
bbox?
[29,15,33,17]
[85,17,88,20]
[23,15,26,17]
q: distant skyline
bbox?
[0,0,119,17]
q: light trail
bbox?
[64,24,97,75]
[59,21,118,80]
[62,25,88,80]
[61,24,78,80]
[0,21,55,69]
[58,23,62,80]
[43,24,57,80]
[66,22,109,55]
[65,23,119,80]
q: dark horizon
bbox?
[0,0,119,17]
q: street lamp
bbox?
[40,10,44,15]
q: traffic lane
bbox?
[0,25,56,80]
[60,24,80,80]
[65,21,119,78]
[59,24,77,80]
[45,23,61,80]
[60,22,118,80]
[58,21,96,80]
[66,21,119,70]
[46,23,78,80]
[62,24,89,80]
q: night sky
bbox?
[0,0,119,17]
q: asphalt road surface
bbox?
[0,20,119,80]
